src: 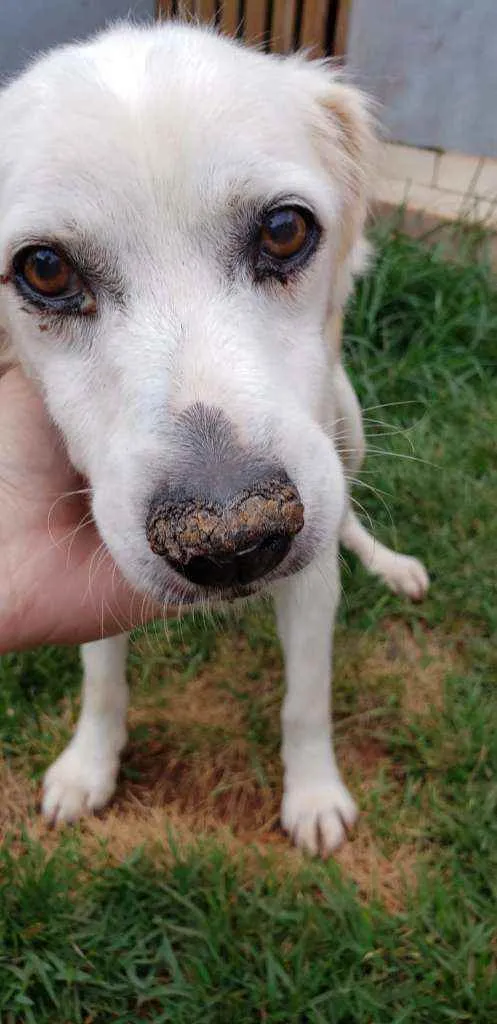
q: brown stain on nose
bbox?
[146,477,304,565]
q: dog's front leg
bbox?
[274,550,357,856]
[42,634,129,824]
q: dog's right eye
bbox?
[13,246,96,314]
[21,248,74,296]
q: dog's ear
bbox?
[319,78,375,258]
[295,62,377,306]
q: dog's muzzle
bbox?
[146,472,304,588]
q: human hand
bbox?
[0,367,162,653]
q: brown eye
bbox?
[260,207,309,260]
[22,248,76,297]
[254,205,321,282]
[13,245,95,314]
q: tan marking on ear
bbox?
[324,82,376,257]
[311,76,377,307]
[321,81,376,197]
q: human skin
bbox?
[0,368,162,654]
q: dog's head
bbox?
[0,22,374,605]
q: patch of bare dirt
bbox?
[130,630,282,732]
[364,618,461,717]
[340,736,391,788]
[78,799,419,913]
[0,734,419,911]
[117,729,280,832]
[130,669,246,733]
[3,619,460,909]
[0,759,36,836]
[0,758,64,857]
[335,826,420,913]
[77,713,417,909]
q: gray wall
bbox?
[347,0,497,158]
[0,0,155,82]
[3,0,496,158]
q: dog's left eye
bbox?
[260,208,308,259]
[255,205,320,281]
[13,246,95,313]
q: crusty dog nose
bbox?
[146,473,304,588]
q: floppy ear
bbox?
[321,79,375,258]
[298,63,377,308]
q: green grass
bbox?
[0,224,496,1022]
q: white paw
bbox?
[377,553,429,601]
[281,779,358,857]
[42,741,119,824]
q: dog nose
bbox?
[146,472,304,588]
[168,533,293,588]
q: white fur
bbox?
[43,634,129,822]
[0,22,428,855]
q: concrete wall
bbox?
[347,0,497,159]
[0,0,155,81]
[3,0,496,159]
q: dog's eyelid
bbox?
[258,195,319,221]
[9,238,84,286]
[229,189,321,227]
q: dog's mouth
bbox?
[166,578,263,608]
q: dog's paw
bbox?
[42,742,119,825]
[377,552,429,602]
[281,780,358,857]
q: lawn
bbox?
[0,223,496,1023]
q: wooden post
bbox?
[244,0,268,46]
[155,0,352,57]
[219,0,240,36]
[300,0,328,54]
[271,0,297,52]
[197,0,217,23]
[333,0,351,57]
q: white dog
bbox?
[0,21,428,856]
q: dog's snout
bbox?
[146,473,304,588]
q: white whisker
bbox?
[65,512,94,565]
[47,487,92,549]
[348,492,381,533]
